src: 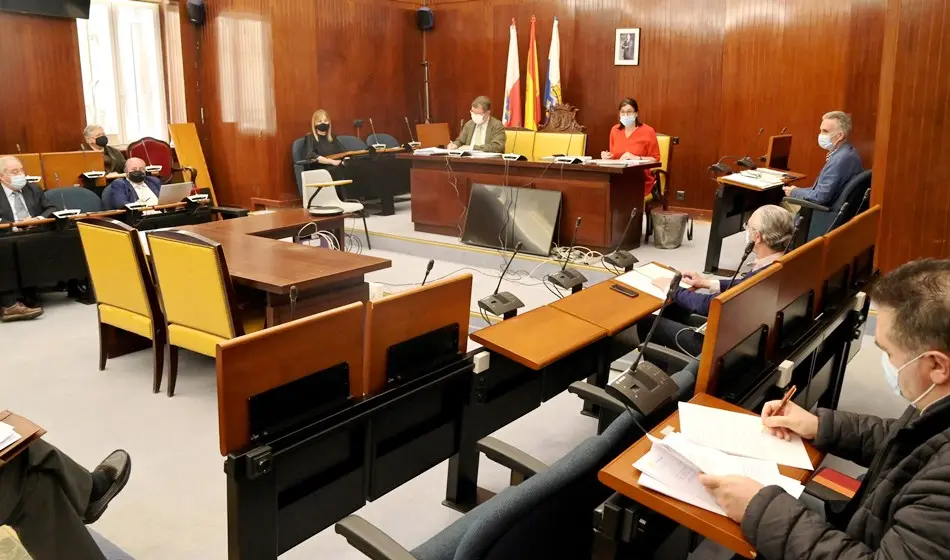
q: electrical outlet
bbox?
[675,190,685,201]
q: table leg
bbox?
[704,185,727,274]
[581,344,610,418]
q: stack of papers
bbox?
[723,171,784,189]
[634,403,811,518]
[586,157,657,167]
[0,422,21,452]
[468,151,504,159]
[615,262,690,300]
[413,147,451,156]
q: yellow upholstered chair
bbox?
[504,129,536,157]
[146,230,265,397]
[531,132,587,161]
[78,218,166,393]
[644,133,674,243]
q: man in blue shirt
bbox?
[783,111,864,206]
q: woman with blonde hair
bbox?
[304,109,344,176]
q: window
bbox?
[78,0,171,143]
[165,2,187,124]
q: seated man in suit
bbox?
[0,440,131,559]
[0,156,56,322]
[447,96,507,153]
[628,205,794,358]
[783,111,864,207]
[108,157,160,208]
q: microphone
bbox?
[404,116,421,148]
[826,202,851,234]
[603,208,640,272]
[727,240,756,292]
[421,259,435,286]
[477,242,525,319]
[549,217,587,292]
[737,127,764,169]
[16,144,21,154]
[784,215,804,253]
[858,188,871,212]
[53,187,80,219]
[353,119,364,141]
[606,272,683,416]
[368,118,386,150]
[779,126,788,135]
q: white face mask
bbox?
[9,175,27,190]
[471,112,486,125]
[620,114,637,127]
[881,352,936,407]
[818,133,836,151]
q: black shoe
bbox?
[84,450,131,524]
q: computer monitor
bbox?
[461,184,562,257]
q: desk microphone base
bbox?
[603,250,638,272]
[478,292,524,320]
[549,269,587,292]
[606,361,678,417]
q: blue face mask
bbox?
[620,114,637,128]
[881,352,935,407]
[9,175,27,190]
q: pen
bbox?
[769,385,797,418]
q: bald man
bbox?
[107,158,160,209]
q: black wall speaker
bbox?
[417,7,434,31]
[187,0,205,26]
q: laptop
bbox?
[157,182,195,205]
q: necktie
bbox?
[12,191,29,221]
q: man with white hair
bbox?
[0,155,54,321]
[783,111,864,206]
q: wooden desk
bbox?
[551,279,662,335]
[704,169,806,274]
[599,393,823,559]
[469,305,607,370]
[400,154,659,251]
[178,209,390,326]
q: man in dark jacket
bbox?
[700,258,950,559]
[107,157,161,208]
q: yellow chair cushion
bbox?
[532,132,587,161]
[149,236,236,340]
[504,130,536,156]
[99,304,153,339]
[651,134,671,200]
[168,324,226,357]
[78,223,151,318]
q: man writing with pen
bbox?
[699,258,950,559]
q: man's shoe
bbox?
[0,302,43,322]
[84,450,131,524]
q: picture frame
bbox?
[615,28,640,66]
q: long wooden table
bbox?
[399,154,659,251]
[599,392,824,559]
[177,209,390,326]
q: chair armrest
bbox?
[642,343,695,371]
[212,206,250,219]
[783,197,829,213]
[567,382,626,415]
[335,516,417,560]
[476,436,549,479]
[304,180,353,188]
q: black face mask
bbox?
[315,123,330,133]
[128,171,146,183]
[95,136,109,148]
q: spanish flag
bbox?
[524,16,541,131]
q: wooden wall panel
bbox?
[0,12,85,154]
[871,0,950,272]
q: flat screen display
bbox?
[0,0,91,19]
[461,184,562,257]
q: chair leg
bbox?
[98,322,109,371]
[167,345,179,397]
[152,330,166,394]
[362,210,372,250]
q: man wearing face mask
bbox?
[698,258,950,559]
[447,96,506,153]
[0,156,55,321]
[82,124,125,180]
[106,158,160,208]
[782,111,864,207]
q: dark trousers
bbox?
[0,287,38,308]
[636,315,705,358]
[0,440,104,560]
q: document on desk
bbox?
[586,157,657,167]
[635,442,726,515]
[0,422,21,453]
[723,172,784,190]
[678,402,814,470]
[615,262,689,300]
[413,147,451,156]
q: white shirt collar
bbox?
[751,251,782,271]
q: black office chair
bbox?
[292,136,309,195]
[46,186,103,213]
[366,133,401,149]
[338,135,369,152]
[100,184,118,210]
[785,169,872,242]
[335,365,699,560]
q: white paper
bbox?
[654,433,796,491]
[638,472,727,515]
[413,147,451,156]
[615,262,688,300]
[722,171,783,189]
[634,263,691,289]
[678,402,814,470]
[635,446,726,516]
[468,151,504,159]
[0,431,21,452]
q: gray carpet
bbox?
[0,204,900,559]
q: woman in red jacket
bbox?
[600,98,661,196]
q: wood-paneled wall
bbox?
[0,12,85,154]
[179,0,423,207]
[424,0,885,211]
[871,0,950,272]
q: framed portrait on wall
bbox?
[614,28,640,66]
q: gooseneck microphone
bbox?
[603,208,640,272]
[549,217,587,292]
[606,271,683,416]
[858,188,871,213]
[727,240,756,291]
[784,215,804,254]
[421,259,435,286]
[826,202,851,234]
[405,116,420,148]
[478,242,525,319]
[738,128,764,169]
[368,118,385,150]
